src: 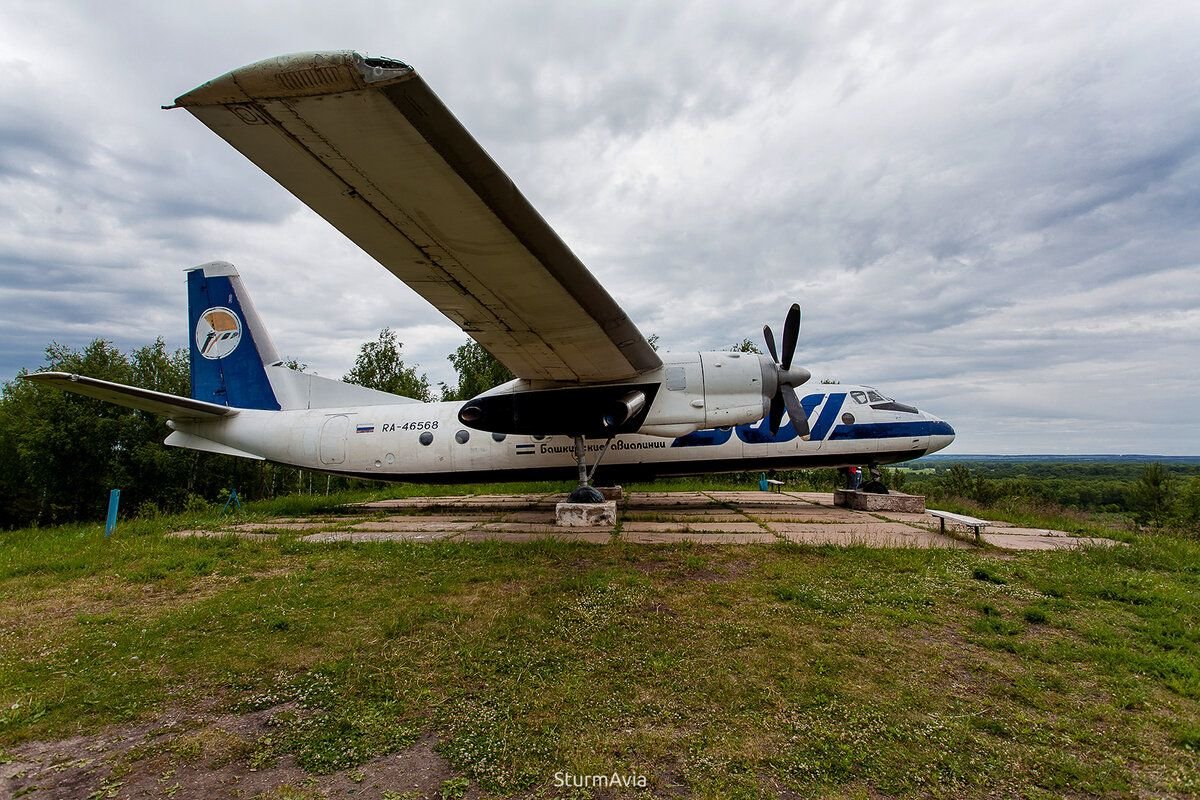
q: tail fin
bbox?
[187,262,281,410]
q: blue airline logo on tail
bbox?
[194,307,242,359]
[187,268,280,411]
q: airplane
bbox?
[25,51,954,500]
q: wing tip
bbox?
[174,51,414,106]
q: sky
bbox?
[1,0,1198,454]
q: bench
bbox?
[929,509,991,542]
[759,475,785,493]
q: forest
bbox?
[2,334,1198,535]
[0,331,502,529]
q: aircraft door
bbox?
[319,414,350,465]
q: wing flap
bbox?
[23,373,237,420]
[175,51,661,383]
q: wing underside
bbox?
[174,51,661,384]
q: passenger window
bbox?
[455,430,470,444]
[418,432,433,446]
[850,391,868,404]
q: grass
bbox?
[1,489,1198,798]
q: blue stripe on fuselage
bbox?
[736,393,825,444]
[671,393,846,448]
[671,427,733,447]
[809,393,845,441]
[828,421,932,440]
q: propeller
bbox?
[762,303,812,437]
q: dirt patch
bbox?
[2,706,460,800]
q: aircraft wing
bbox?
[23,373,237,420]
[174,51,662,384]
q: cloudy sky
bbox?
[2,0,1198,454]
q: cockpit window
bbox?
[850,391,868,404]
[867,390,887,402]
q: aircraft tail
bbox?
[187,262,423,411]
[187,262,281,410]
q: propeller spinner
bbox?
[762,303,812,437]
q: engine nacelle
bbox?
[636,351,769,436]
[457,351,772,439]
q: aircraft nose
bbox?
[925,414,955,454]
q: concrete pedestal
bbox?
[834,489,926,513]
[555,501,617,527]
[597,485,624,502]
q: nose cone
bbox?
[925,414,955,454]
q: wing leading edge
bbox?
[174,51,661,384]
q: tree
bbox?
[1129,462,1175,528]
[0,338,211,526]
[1176,476,1200,533]
[442,340,513,401]
[728,338,762,354]
[343,328,432,401]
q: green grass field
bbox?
[1,490,1198,798]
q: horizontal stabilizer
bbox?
[164,431,263,459]
[23,373,237,420]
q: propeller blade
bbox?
[763,324,779,363]
[768,392,785,435]
[781,385,811,439]
[780,303,801,370]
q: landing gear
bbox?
[566,434,612,503]
[861,462,889,494]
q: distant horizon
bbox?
[918,453,1200,461]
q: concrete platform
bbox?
[835,489,926,513]
[556,500,617,527]
[166,491,1119,551]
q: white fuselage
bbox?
[168,384,954,483]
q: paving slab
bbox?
[499,511,559,523]
[621,521,691,533]
[377,513,496,522]
[778,527,970,548]
[453,531,612,544]
[684,522,768,533]
[623,512,748,522]
[619,531,779,544]
[705,491,807,505]
[350,520,481,532]
[754,511,865,523]
[625,492,717,508]
[874,511,937,524]
[787,491,837,505]
[301,531,457,543]
[230,521,341,532]
[168,530,278,541]
[980,529,1122,551]
[360,498,463,509]
[479,522,615,534]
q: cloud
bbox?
[1,1,1197,454]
